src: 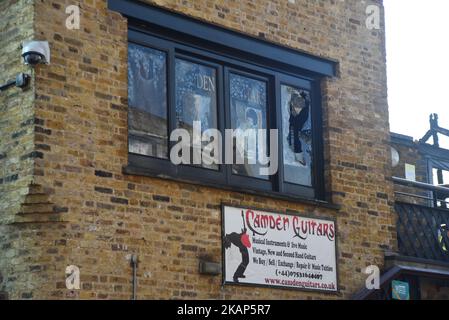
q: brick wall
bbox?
[391,135,428,184]
[0,0,36,222]
[0,0,396,299]
[391,133,430,205]
[0,0,43,300]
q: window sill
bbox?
[123,164,341,211]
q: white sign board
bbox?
[222,205,337,292]
[405,163,416,182]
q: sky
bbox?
[384,0,449,147]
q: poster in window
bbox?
[230,73,268,180]
[281,85,312,186]
[175,59,218,170]
[128,43,168,158]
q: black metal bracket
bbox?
[419,113,449,147]
[0,73,30,92]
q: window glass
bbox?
[175,58,218,170]
[281,84,312,186]
[433,168,449,207]
[229,73,268,180]
[128,43,168,158]
[432,168,449,186]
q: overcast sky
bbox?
[384,0,449,146]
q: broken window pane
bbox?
[281,84,312,186]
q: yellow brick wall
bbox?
[0,0,35,223]
[0,0,40,300]
[0,0,397,299]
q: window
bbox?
[281,84,312,186]
[229,72,268,180]
[118,1,336,201]
[128,44,168,158]
[175,58,218,170]
[430,159,449,208]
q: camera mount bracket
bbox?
[0,73,31,92]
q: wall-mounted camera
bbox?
[22,41,50,66]
[0,41,49,93]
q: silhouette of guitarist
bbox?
[224,211,251,282]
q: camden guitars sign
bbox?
[222,205,338,292]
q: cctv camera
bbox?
[22,41,50,66]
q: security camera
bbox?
[22,41,50,66]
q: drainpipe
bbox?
[131,254,138,300]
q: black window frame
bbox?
[114,0,337,202]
